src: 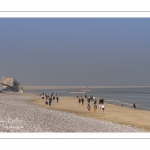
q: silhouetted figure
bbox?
[88,97,90,103]
[133,103,136,110]
[99,99,101,104]
[56,97,59,103]
[51,92,53,97]
[78,98,81,105]
[81,98,84,105]
[49,97,52,106]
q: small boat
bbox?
[70,90,86,94]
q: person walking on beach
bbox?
[87,104,91,114]
[133,103,136,110]
[49,97,52,106]
[87,97,90,103]
[101,103,105,113]
[78,98,81,105]
[56,96,59,103]
[94,100,97,105]
[81,98,84,105]
[94,104,97,113]
[51,92,53,97]
[85,94,87,99]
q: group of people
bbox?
[77,94,105,114]
[87,102,105,114]
[41,92,59,106]
[87,98,105,114]
[78,97,85,105]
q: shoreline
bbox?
[32,95,150,131]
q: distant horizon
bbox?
[23,85,150,90]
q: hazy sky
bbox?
[0,18,150,86]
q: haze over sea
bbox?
[25,86,150,111]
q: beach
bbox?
[33,96,150,131]
[0,92,148,132]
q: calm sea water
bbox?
[25,87,150,111]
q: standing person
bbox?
[94,104,97,113]
[88,97,90,103]
[78,98,81,105]
[101,103,105,113]
[133,103,136,110]
[49,97,52,106]
[56,97,59,103]
[87,104,91,114]
[51,92,53,97]
[94,100,97,105]
[81,98,84,105]
[85,94,87,99]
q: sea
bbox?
[25,87,150,111]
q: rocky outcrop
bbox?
[0,76,24,93]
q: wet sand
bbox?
[33,96,150,131]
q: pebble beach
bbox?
[0,93,145,132]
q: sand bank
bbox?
[33,96,150,131]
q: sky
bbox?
[0,18,150,86]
